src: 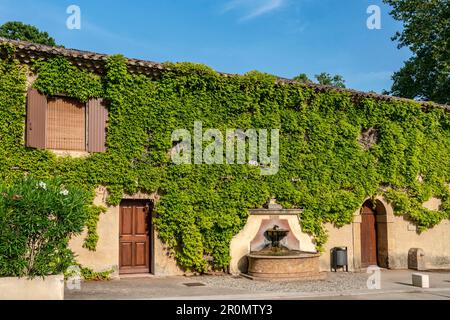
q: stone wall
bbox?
[388,216,450,269]
[378,197,450,270]
[152,230,184,276]
[64,185,450,276]
[321,196,450,271]
[69,187,120,277]
[320,223,355,271]
[69,190,450,275]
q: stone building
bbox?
[1,37,449,278]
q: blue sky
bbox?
[0,0,411,93]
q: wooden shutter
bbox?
[46,97,86,150]
[87,98,108,153]
[26,88,47,149]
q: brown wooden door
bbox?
[119,200,151,274]
[360,202,378,268]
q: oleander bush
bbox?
[0,176,88,278]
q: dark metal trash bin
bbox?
[331,247,348,272]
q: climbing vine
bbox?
[1,44,450,272]
[83,205,107,251]
[32,57,103,102]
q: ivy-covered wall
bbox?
[1,45,450,272]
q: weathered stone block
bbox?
[408,248,426,271]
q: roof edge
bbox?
[0,37,447,110]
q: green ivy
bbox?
[79,265,113,281]
[32,57,103,102]
[64,264,113,281]
[83,205,107,251]
[1,49,450,273]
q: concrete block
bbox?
[412,273,429,288]
[0,275,64,300]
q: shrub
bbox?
[0,176,88,278]
[79,266,113,281]
[64,264,113,281]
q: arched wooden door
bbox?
[360,201,378,267]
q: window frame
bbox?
[26,89,108,153]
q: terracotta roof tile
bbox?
[0,37,447,109]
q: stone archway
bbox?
[352,196,393,270]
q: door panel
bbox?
[135,242,147,266]
[121,207,133,235]
[120,242,133,267]
[119,201,151,274]
[135,209,147,235]
[361,202,378,268]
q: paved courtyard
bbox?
[65,269,450,300]
[304,290,450,300]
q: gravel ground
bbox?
[199,272,368,293]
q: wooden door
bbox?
[119,200,151,274]
[360,202,378,268]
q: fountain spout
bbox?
[265,225,289,250]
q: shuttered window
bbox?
[87,99,108,153]
[46,96,86,150]
[26,89,108,153]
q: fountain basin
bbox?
[247,251,325,281]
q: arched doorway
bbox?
[360,199,389,268]
[360,200,378,267]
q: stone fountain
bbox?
[230,198,324,280]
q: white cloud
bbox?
[223,0,286,21]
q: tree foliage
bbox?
[0,176,88,278]
[315,72,346,88]
[293,72,346,88]
[0,21,57,46]
[384,0,449,104]
[292,73,312,83]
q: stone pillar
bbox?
[352,213,362,270]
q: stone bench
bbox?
[412,273,429,288]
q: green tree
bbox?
[384,0,449,104]
[0,21,57,46]
[293,72,346,88]
[293,73,312,83]
[0,176,88,278]
[315,72,346,88]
